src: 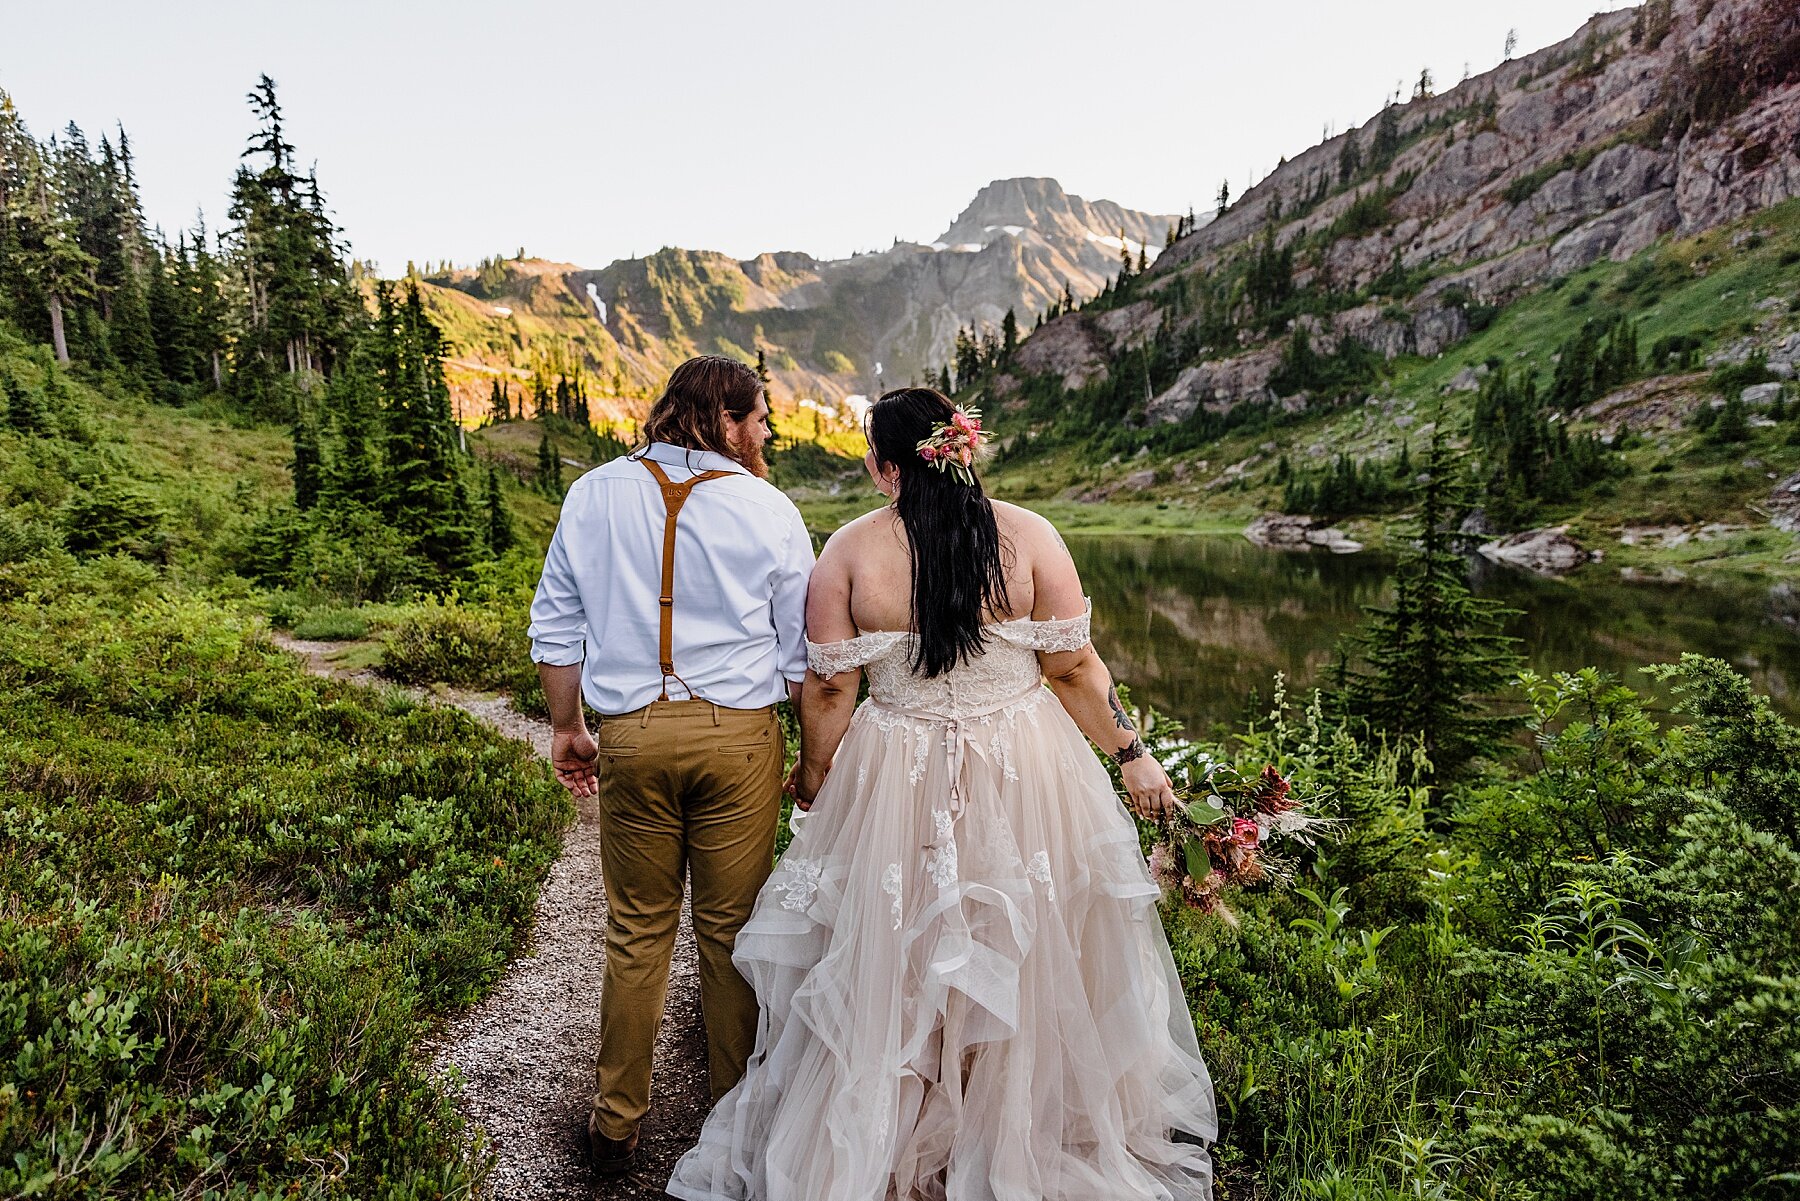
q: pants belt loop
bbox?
[640,705,653,729]
[711,702,721,727]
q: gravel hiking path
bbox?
[269,633,710,1199]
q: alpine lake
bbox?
[1065,534,1800,736]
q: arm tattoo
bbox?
[1111,736,1148,766]
[1108,689,1136,733]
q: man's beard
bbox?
[729,429,770,479]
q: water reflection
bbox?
[1068,536,1800,735]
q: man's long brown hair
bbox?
[639,356,764,471]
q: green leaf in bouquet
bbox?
[1183,836,1212,882]
[1185,799,1232,826]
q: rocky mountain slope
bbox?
[1007,0,1798,420]
[416,178,1179,429]
[967,0,1800,585]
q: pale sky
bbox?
[4,0,1630,273]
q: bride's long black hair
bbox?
[866,388,1010,678]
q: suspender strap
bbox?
[641,459,733,701]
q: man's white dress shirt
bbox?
[528,442,815,715]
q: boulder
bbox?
[1145,346,1281,423]
[1770,470,1800,532]
[1477,526,1598,576]
[1743,382,1785,406]
[1244,513,1362,554]
[1458,507,1498,538]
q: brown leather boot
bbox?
[587,1117,640,1176]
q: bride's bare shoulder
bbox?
[817,506,901,565]
[990,500,1064,549]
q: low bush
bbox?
[0,570,568,1198]
[379,593,523,691]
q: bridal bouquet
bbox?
[1145,760,1337,921]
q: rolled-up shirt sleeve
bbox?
[771,505,816,683]
[528,519,589,666]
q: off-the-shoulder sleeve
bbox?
[806,631,907,679]
[996,600,1093,653]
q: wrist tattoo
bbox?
[1111,735,1147,766]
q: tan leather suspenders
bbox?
[640,458,732,701]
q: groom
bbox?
[527,354,814,1175]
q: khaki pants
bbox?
[589,698,783,1141]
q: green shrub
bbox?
[0,577,568,1198]
[60,482,169,561]
[1709,351,1774,397]
[291,605,371,640]
[379,594,521,689]
[235,503,430,602]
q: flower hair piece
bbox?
[915,406,985,486]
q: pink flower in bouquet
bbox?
[1229,817,1261,849]
[1147,843,1180,890]
[920,445,939,461]
[952,410,977,434]
[957,446,974,467]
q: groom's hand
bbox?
[786,760,825,812]
[551,727,600,798]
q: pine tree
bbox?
[484,461,516,554]
[3,372,49,435]
[1001,308,1018,359]
[1333,422,1523,796]
[1216,180,1231,213]
[537,429,562,497]
[291,399,322,509]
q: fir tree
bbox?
[484,461,516,555]
[291,399,322,509]
[3,372,49,435]
[1001,308,1018,359]
[1215,180,1231,213]
[537,429,562,498]
[1333,422,1523,796]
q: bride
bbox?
[668,388,1216,1200]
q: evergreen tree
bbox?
[1333,422,1523,796]
[323,352,381,503]
[1337,133,1364,185]
[371,280,479,576]
[1216,179,1231,213]
[1369,104,1402,169]
[291,399,322,509]
[1710,396,1749,444]
[1000,308,1018,359]
[536,429,562,497]
[484,461,516,554]
[16,138,97,363]
[3,372,49,435]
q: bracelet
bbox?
[1110,736,1147,766]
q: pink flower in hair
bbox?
[914,405,987,485]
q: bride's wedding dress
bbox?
[667,606,1216,1201]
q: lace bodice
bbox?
[806,603,1091,720]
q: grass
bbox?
[984,198,1800,585]
[0,327,569,1196]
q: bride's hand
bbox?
[1122,755,1179,821]
[786,760,825,811]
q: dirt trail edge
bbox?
[269,634,710,1200]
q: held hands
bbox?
[550,726,600,798]
[784,759,827,812]
[1121,753,1179,821]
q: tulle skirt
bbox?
[667,687,1216,1201]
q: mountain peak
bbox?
[934,177,1175,251]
